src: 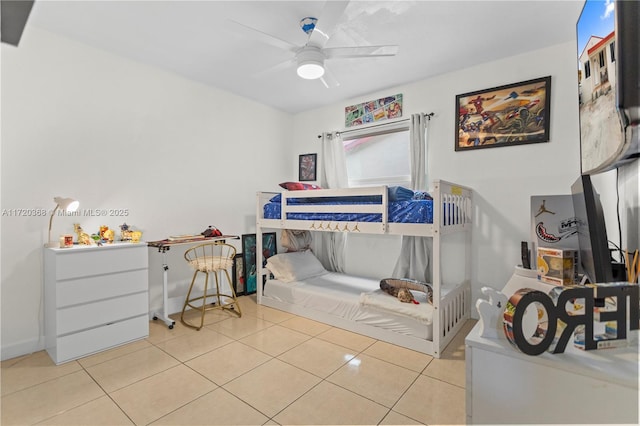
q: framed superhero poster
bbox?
[456,76,551,151]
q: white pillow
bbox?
[266,250,327,283]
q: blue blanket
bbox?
[263,199,433,224]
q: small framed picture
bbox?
[232,253,244,296]
[298,153,317,181]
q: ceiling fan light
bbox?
[297,61,324,79]
[296,46,325,80]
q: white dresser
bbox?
[465,269,639,424]
[44,243,149,364]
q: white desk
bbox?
[465,268,639,424]
[147,235,238,328]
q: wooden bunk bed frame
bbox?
[255,180,473,357]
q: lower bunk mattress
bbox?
[263,272,435,341]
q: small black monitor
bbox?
[571,174,614,283]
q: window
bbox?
[342,123,410,187]
[598,50,606,68]
[584,60,591,78]
[609,41,615,62]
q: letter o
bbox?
[503,288,557,355]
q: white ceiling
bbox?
[25,0,585,114]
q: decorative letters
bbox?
[503,284,639,355]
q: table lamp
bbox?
[45,196,79,248]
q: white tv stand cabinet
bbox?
[465,268,639,424]
[44,243,149,364]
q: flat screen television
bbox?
[576,0,639,174]
[571,174,613,283]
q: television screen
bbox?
[571,174,613,284]
[577,0,639,174]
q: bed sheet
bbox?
[263,199,433,223]
[263,272,434,340]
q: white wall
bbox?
[292,41,584,306]
[1,28,293,359]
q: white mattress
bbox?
[263,272,434,340]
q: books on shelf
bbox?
[168,234,205,241]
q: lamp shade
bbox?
[45,196,79,248]
[54,196,79,212]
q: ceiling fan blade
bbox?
[307,0,350,48]
[226,19,298,53]
[1,0,34,46]
[319,65,340,89]
[324,45,399,59]
[252,58,296,79]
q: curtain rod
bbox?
[317,112,434,138]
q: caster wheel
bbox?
[153,316,158,321]
[169,324,174,329]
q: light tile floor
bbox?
[1,295,475,425]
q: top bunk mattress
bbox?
[263,198,433,223]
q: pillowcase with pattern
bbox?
[279,182,322,191]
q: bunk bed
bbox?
[255,180,472,358]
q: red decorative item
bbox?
[202,226,223,237]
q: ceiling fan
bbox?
[229,1,399,88]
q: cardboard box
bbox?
[537,247,578,286]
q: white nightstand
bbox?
[44,243,149,364]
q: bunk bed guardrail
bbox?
[257,180,472,235]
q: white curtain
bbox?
[392,113,432,282]
[316,131,348,272]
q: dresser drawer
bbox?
[57,292,148,335]
[51,315,149,364]
[55,245,148,280]
[56,269,148,308]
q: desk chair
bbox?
[181,242,241,330]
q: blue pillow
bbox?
[269,194,282,203]
[388,186,414,201]
[412,191,433,200]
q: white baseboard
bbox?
[1,336,45,361]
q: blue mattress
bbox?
[263,199,434,224]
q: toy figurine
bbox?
[476,286,508,339]
[99,225,109,240]
[120,223,132,241]
[73,224,92,245]
[91,233,103,246]
[130,230,142,243]
[103,229,115,243]
[120,223,142,242]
